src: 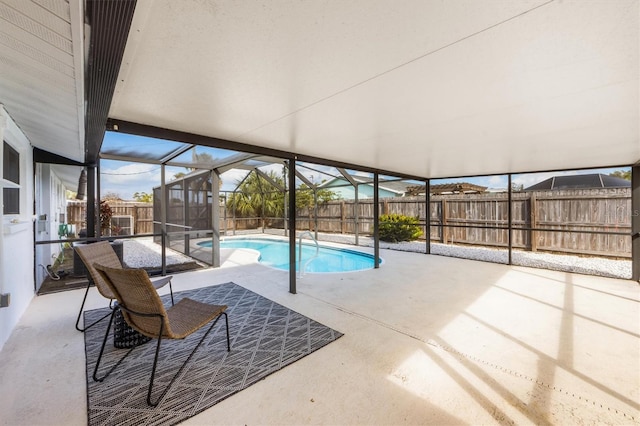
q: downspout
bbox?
[0,113,5,298]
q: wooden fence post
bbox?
[530,194,537,251]
[132,204,138,234]
[340,201,346,234]
[442,199,448,244]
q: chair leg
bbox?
[92,307,137,382]
[146,312,230,407]
[223,312,230,351]
[169,281,174,306]
[75,281,112,332]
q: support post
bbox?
[161,164,167,275]
[232,190,236,235]
[211,170,221,267]
[355,184,359,245]
[425,179,430,254]
[223,193,227,236]
[86,164,96,238]
[508,174,513,265]
[183,174,189,256]
[97,160,102,238]
[373,173,380,268]
[288,159,297,293]
[632,165,640,281]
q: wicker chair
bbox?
[74,241,174,332]
[92,263,230,407]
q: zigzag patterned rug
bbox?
[84,282,343,425]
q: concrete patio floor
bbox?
[0,248,638,425]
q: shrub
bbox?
[379,213,423,243]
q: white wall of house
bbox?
[0,106,35,351]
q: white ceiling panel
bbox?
[109,0,638,178]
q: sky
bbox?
[99,132,629,200]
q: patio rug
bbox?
[83,282,343,425]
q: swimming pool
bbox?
[198,238,379,273]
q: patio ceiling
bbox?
[0,1,638,180]
[107,0,639,179]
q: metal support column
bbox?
[313,188,318,240]
[632,165,640,281]
[183,174,189,256]
[97,161,103,238]
[508,174,513,265]
[288,159,297,293]
[425,179,430,254]
[86,164,96,238]
[232,190,236,235]
[373,173,380,268]
[354,184,359,246]
[211,170,221,267]
[160,164,167,275]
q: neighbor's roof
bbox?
[524,174,631,190]
[407,183,488,195]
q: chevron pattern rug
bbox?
[84,282,343,425]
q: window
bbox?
[3,141,20,214]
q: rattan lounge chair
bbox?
[74,241,174,332]
[92,264,230,407]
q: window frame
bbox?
[2,140,21,215]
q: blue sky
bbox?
[99,132,629,199]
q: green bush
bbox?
[379,213,423,243]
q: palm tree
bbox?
[227,171,285,220]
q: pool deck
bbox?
[0,243,638,425]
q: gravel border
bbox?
[123,239,195,268]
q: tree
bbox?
[609,170,631,180]
[511,183,524,192]
[133,191,153,203]
[295,183,340,209]
[102,191,121,201]
[226,171,285,219]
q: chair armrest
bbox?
[150,276,173,290]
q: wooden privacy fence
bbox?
[67,201,155,235]
[296,188,632,258]
[68,187,632,258]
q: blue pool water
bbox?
[198,238,378,272]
